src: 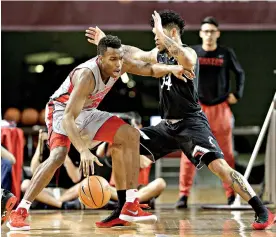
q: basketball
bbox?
[39,109,46,125]
[78,175,111,209]
[21,108,39,125]
[4,108,21,123]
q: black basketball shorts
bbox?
[139,111,224,169]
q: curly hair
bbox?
[150,10,185,35]
[97,35,122,55]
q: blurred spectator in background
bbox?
[1,146,16,191]
[176,16,245,208]
[21,129,84,210]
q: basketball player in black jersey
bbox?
[86,10,275,230]
[177,16,245,208]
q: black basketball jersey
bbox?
[157,49,201,119]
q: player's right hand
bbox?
[80,149,103,177]
[85,26,106,45]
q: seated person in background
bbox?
[96,113,166,209]
[21,129,84,210]
[1,146,16,191]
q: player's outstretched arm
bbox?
[122,57,187,81]
[85,27,158,63]
[152,11,197,71]
[62,68,103,176]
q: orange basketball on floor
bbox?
[78,176,111,209]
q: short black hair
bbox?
[201,16,219,27]
[97,35,121,55]
[150,10,185,35]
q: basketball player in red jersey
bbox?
[7,35,187,231]
[86,11,275,230]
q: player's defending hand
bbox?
[171,65,195,82]
[85,26,106,45]
[80,149,103,177]
[152,11,164,37]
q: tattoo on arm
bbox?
[123,45,156,63]
[163,37,185,59]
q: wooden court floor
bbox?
[1,188,276,237]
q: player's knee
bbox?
[156,178,166,191]
[208,159,233,180]
[49,147,67,167]
[109,143,123,154]
[21,179,31,193]
[128,126,140,144]
[114,124,140,146]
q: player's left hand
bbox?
[152,11,164,36]
[183,69,195,80]
[85,26,106,45]
[227,93,238,104]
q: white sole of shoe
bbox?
[6,222,30,231]
[119,214,157,223]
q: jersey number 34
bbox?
[161,73,172,91]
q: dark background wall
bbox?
[2,30,276,127]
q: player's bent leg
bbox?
[207,158,276,230]
[113,124,140,189]
[96,143,129,228]
[7,146,68,231]
[212,122,236,203]
[112,125,157,223]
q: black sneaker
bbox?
[227,195,236,205]
[148,198,155,210]
[1,189,17,225]
[175,195,188,209]
[62,198,85,210]
[95,207,130,228]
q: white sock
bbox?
[16,199,32,212]
[126,189,138,203]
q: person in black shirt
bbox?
[177,16,245,208]
[86,10,274,230]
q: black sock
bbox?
[248,196,267,216]
[117,190,126,209]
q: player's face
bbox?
[152,27,171,52]
[100,47,124,78]
[200,23,220,45]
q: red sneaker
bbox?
[7,208,30,231]
[1,190,17,225]
[96,208,130,228]
[119,198,157,223]
[96,218,130,228]
[252,209,276,230]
